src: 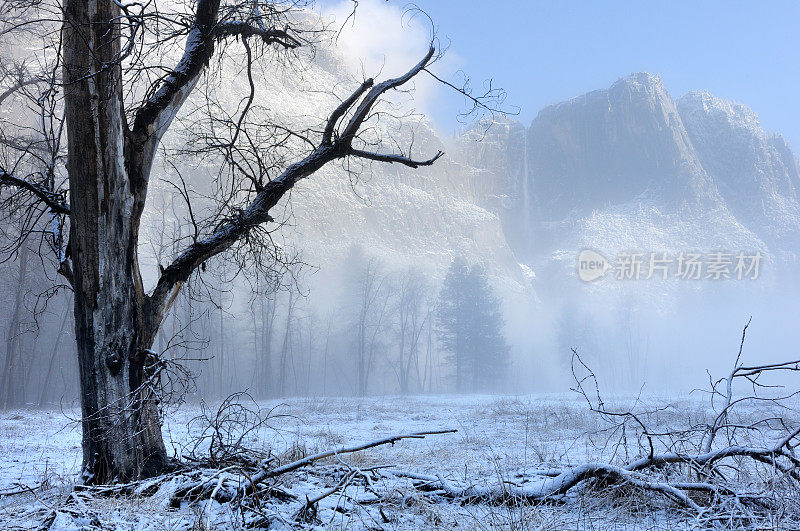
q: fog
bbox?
[3,192,798,406]
[5,3,800,528]
[2,4,800,409]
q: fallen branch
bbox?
[386,324,800,518]
[0,482,40,497]
[295,469,358,524]
[392,464,701,511]
[259,429,456,479]
[166,429,456,505]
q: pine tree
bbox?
[465,265,509,391]
[436,258,509,392]
[436,257,471,392]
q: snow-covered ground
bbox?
[1,394,797,529]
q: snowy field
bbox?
[1,394,798,529]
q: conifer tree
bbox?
[437,258,509,392]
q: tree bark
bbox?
[52,0,439,480]
[63,0,167,483]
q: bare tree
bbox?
[343,247,391,396]
[249,292,276,398]
[277,288,296,396]
[37,297,73,407]
[320,311,333,394]
[387,324,800,526]
[0,0,477,483]
[393,267,428,394]
[0,244,28,408]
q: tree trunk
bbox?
[279,290,294,396]
[1,245,28,408]
[38,302,71,407]
[218,302,225,396]
[63,0,167,483]
[21,325,40,405]
[357,306,367,396]
[260,297,275,398]
[322,316,331,395]
[251,304,259,392]
[398,312,408,395]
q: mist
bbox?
[3,20,800,405]
[2,1,800,527]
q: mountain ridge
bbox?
[462,72,800,275]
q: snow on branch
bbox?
[146,45,443,331]
[338,47,436,145]
[130,0,222,146]
[348,148,443,169]
[130,0,302,151]
[0,168,70,215]
[213,21,301,48]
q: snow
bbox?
[4,393,794,529]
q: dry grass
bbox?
[1,394,798,529]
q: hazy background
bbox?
[2,0,799,407]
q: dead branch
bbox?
[389,464,702,511]
[0,482,41,497]
[390,322,799,518]
[0,169,70,215]
[75,426,456,512]
[294,469,358,524]
[259,428,456,480]
[145,45,442,331]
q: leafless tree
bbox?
[0,245,28,407]
[250,291,277,398]
[277,287,297,396]
[385,322,800,526]
[38,296,72,407]
[343,246,391,396]
[393,267,428,394]
[0,0,504,483]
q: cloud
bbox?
[317,0,459,121]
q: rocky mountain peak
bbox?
[609,71,668,97]
[677,90,763,140]
[525,72,717,228]
[464,74,800,272]
[676,91,800,249]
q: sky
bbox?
[321,0,800,149]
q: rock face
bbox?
[147,42,535,300]
[480,73,800,274]
[528,73,717,221]
[151,59,799,308]
[677,91,800,255]
[459,74,800,387]
[455,117,530,257]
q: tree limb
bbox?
[145,46,441,334]
[129,0,301,157]
[260,429,456,480]
[339,46,435,144]
[213,21,301,48]
[0,76,43,107]
[393,464,702,511]
[0,169,70,215]
[322,78,374,145]
[349,148,443,169]
[130,0,222,149]
[160,429,456,505]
